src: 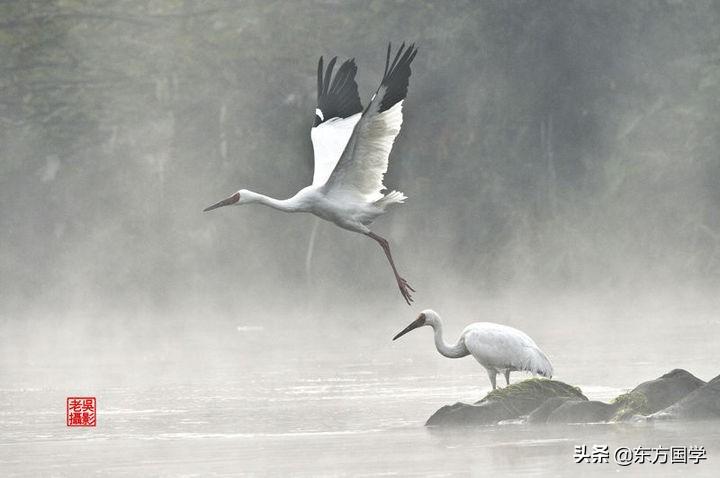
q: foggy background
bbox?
[1,0,720,385]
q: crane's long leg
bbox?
[487,369,497,390]
[366,232,415,305]
[504,370,511,387]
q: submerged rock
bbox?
[546,400,617,423]
[426,379,586,427]
[527,397,584,424]
[650,374,720,420]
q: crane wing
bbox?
[322,43,417,202]
[310,56,363,186]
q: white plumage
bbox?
[204,44,418,304]
[310,113,361,186]
[325,99,404,202]
[393,309,553,390]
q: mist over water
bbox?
[1,1,720,475]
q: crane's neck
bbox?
[429,319,469,359]
[243,190,302,212]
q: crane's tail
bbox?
[375,190,407,210]
[525,347,554,379]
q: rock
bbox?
[545,369,705,424]
[546,400,617,423]
[426,370,717,427]
[426,379,586,427]
[527,397,584,424]
[610,391,651,421]
[425,400,515,427]
[629,369,705,413]
[650,374,720,420]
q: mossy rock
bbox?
[611,391,651,421]
[426,370,715,427]
[477,378,586,410]
[426,379,586,427]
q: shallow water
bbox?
[2,355,719,476]
[2,298,720,476]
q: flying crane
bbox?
[204,43,418,304]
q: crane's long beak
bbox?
[203,192,240,212]
[392,316,425,341]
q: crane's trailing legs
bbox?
[366,232,414,305]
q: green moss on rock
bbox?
[479,379,586,407]
[427,379,588,427]
[612,391,651,421]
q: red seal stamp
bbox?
[66,397,96,427]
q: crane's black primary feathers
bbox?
[376,42,418,113]
[315,56,363,126]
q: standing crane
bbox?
[393,310,554,389]
[204,43,418,304]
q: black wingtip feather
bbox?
[323,57,337,97]
[317,56,324,102]
[315,54,363,126]
[378,42,418,113]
